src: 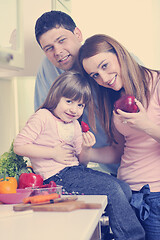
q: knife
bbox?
[13,195,78,211]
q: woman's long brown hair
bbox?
[79,34,159,143]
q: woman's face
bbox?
[82,52,123,91]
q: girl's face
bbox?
[82,52,123,91]
[53,97,85,123]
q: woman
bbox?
[79,34,160,240]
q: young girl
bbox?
[79,34,160,240]
[14,71,145,240]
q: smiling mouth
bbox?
[65,112,76,118]
[108,74,117,86]
[59,55,70,63]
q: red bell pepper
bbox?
[18,173,43,189]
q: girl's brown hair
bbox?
[38,71,95,130]
[79,34,158,143]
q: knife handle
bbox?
[52,195,78,203]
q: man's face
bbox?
[39,27,83,71]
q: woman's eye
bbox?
[102,63,108,69]
[59,38,66,43]
[92,73,99,79]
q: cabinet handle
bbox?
[0,52,13,63]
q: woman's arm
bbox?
[79,128,124,165]
[143,122,160,143]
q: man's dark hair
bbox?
[35,11,77,46]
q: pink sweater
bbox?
[14,109,82,180]
[114,72,160,192]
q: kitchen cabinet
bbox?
[52,0,71,13]
[0,0,24,71]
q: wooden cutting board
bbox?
[13,195,78,211]
[13,195,102,212]
[31,200,102,212]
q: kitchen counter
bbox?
[0,195,107,240]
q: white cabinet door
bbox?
[52,0,71,13]
[0,0,24,70]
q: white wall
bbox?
[17,77,35,130]
[72,0,160,70]
[0,77,19,154]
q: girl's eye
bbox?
[78,103,85,108]
[66,100,72,104]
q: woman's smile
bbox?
[108,74,117,86]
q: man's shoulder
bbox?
[40,56,63,75]
[40,56,53,68]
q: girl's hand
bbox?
[78,131,96,165]
[114,99,151,131]
[82,131,96,148]
[52,142,76,165]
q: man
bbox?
[34,10,119,176]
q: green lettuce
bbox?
[0,141,29,179]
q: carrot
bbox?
[23,193,60,204]
[23,196,33,204]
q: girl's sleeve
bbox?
[14,110,45,146]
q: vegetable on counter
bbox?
[23,192,60,204]
[0,170,18,194]
[0,141,31,180]
[18,173,43,189]
[38,181,57,188]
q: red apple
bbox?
[81,121,90,132]
[114,95,138,113]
